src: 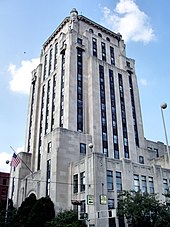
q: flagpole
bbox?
[10,146,33,175]
[5,164,12,227]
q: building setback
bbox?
[10,9,170,227]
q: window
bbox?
[101,42,106,61]
[54,42,58,70]
[89,28,94,33]
[163,179,168,194]
[73,174,78,193]
[128,73,139,147]
[48,48,53,75]
[134,174,140,192]
[98,33,102,38]
[149,177,154,194]
[116,171,122,192]
[139,156,144,164]
[154,148,159,158]
[60,52,65,127]
[77,48,83,132]
[47,142,52,153]
[43,54,47,80]
[108,199,114,209]
[106,37,110,42]
[92,38,97,57]
[107,170,113,191]
[77,38,82,44]
[126,61,130,67]
[99,65,108,156]
[46,159,51,196]
[118,73,129,158]
[80,200,86,212]
[80,143,86,154]
[110,46,115,65]
[80,172,85,192]
[141,175,147,193]
[3,178,7,185]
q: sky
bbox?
[0,0,169,172]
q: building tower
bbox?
[11,9,170,227]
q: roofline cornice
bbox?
[43,14,122,49]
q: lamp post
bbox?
[160,103,170,161]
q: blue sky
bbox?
[0,0,169,172]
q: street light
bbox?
[160,103,170,161]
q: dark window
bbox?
[60,52,65,127]
[154,148,159,158]
[80,172,85,192]
[99,65,108,156]
[110,46,115,65]
[108,199,114,209]
[37,85,45,170]
[45,79,51,134]
[149,177,154,194]
[77,48,83,132]
[106,37,110,42]
[89,28,94,33]
[92,38,97,57]
[51,74,56,131]
[134,174,140,192]
[139,155,144,164]
[46,159,51,196]
[73,174,78,193]
[47,142,52,153]
[118,74,129,158]
[141,175,147,193]
[48,48,53,75]
[109,69,119,159]
[3,178,7,185]
[101,42,106,61]
[116,171,122,192]
[54,42,58,70]
[98,33,102,38]
[43,54,47,80]
[77,38,82,44]
[107,170,113,191]
[163,179,168,194]
[80,143,86,154]
[129,73,139,147]
[80,200,86,212]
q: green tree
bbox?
[13,193,37,226]
[117,190,170,227]
[46,209,86,227]
[26,197,55,227]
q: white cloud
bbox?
[140,78,148,86]
[0,152,12,173]
[102,0,155,43]
[8,58,39,95]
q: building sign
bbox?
[100,195,107,205]
[87,195,94,205]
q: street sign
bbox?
[100,194,107,205]
[87,195,94,205]
[79,212,88,220]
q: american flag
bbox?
[10,153,20,167]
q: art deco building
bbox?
[11,9,170,227]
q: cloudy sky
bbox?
[0,0,170,172]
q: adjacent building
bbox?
[0,172,10,202]
[10,9,170,227]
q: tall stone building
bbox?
[11,9,170,227]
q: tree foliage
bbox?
[117,190,170,227]
[26,197,55,227]
[46,209,86,227]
